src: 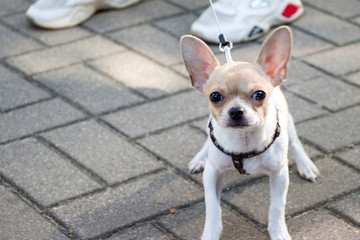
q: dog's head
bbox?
[180,26,292,129]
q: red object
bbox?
[282,4,300,18]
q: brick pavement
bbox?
[0,0,360,239]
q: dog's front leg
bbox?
[202,160,223,240]
[268,166,291,240]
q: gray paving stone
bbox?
[159,202,267,240]
[285,75,360,111]
[288,142,323,168]
[41,120,164,185]
[167,0,209,10]
[290,28,333,57]
[154,13,197,38]
[0,65,50,111]
[0,0,31,16]
[34,64,144,114]
[335,145,360,170]
[103,90,208,138]
[108,24,182,66]
[88,51,190,98]
[7,36,124,75]
[284,90,327,123]
[3,13,93,46]
[303,42,360,76]
[0,138,101,206]
[138,124,255,186]
[51,170,203,239]
[0,98,85,143]
[190,117,209,131]
[285,60,323,87]
[83,0,183,33]
[0,185,69,240]
[297,106,360,152]
[223,157,360,224]
[345,71,360,86]
[352,16,360,25]
[294,7,360,45]
[288,209,360,239]
[171,63,189,78]
[329,192,360,225]
[0,24,43,58]
[110,223,171,240]
[137,125,206,172]
[303,0,360,18]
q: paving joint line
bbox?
[325,201,360,229]
[104,32,186,77]
[0,95,56,114]
[134,141,204,188]
[298,59,360,89]
[35,135,110,186]
[287,186,360,220]
[221,200,269,235]
[131,113,210,141]
[282,86,318,105]
[87,198,204,240]
[0,117,89,146]
[44,187,107,210]
[331,155,360,173]
[109,168,167,188]
[290,24,340,46]
[98,87,194,119]
[297,136,334,154]
[83,61,150,100]
[0,173,78,238]
[23,48,127,77]
[101,10,189,36]
[0,18,50,48]
[303,2,360,27]
[293,112,331,125]
[45,168,167,214]
[151,221,180,240]
[221,198,268,229]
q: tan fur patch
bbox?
[204,62,274,123]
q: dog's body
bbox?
[180,27,319,240]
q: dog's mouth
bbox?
[226,119,249,128]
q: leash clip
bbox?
[218,33,233,63]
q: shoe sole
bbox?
[26,0,140,29]
[191,1,304,44]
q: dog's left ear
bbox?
[180,35,220,92]
[256,26,292,86]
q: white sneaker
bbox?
[191,0,303,43]
[26,0,140,29]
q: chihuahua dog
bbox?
[180,26,319,240]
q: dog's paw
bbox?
[297,157,320,182]
[188,157,205,174]
[268,226,291,240]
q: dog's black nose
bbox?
[229,108,244,121]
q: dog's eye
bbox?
[252,91,266,101]
[210,92,223,103]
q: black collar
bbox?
[208,111,281,175]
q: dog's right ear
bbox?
[180,35,220,92]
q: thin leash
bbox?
[209,0,233,63]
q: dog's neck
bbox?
[211,105,278,154]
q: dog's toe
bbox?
[297,161,320,182]
[188,159,205,174]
